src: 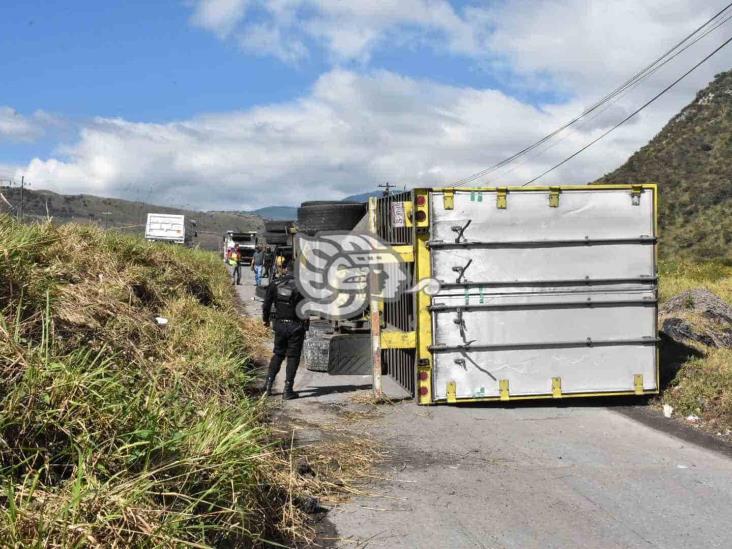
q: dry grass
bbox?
[662,349,732,438]
[0,216,389,547]
[658,259,732,437]
[0,217,320,547]
[659,260,732,304]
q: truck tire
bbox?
[304,333,331,372]
[261,231,288,245]
[297,202,367,234]
[264,220,294,233]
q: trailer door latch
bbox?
[451,219,472,243]
[452,258,473,284]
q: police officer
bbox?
[262,261,307,400]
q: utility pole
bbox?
[101,211,112,230]
[19,176,25,222]
[378,182,395,197]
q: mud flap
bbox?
[327,334,372,375]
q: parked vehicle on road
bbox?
[223,231,257,264]
[145,213,195,245]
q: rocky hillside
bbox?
[0,187,262,250]
[595,70,732,263]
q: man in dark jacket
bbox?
[262,262,307,400]
[263,246,275,279]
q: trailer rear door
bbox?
[427,186,658,401]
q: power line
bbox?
[522,33,732,185]
[483,12,732,183]
[453,2,732,187]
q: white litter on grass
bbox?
[155,317,169,326]
[663,404,674,418]
[686,415,700,422]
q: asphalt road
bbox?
[235,270,732,549]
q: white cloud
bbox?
[479,0,731,93]
[0,107,57,142]
[190,0,487,63]
[19,68,684,210]
[17,1,732,210]
[190,0,249,38]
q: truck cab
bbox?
[223,231,257,264]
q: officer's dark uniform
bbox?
[262,269,307,400]
[263,248,274,279]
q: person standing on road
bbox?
[229,246,241,285]
[262,261,307,400]
[263,246,275,279]
[252,246,265,286]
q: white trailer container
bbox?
[145,213,186,244]
[371,185,659,404]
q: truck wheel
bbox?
[297,202,367,234]
[304,333,331,372]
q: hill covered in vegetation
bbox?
[595,70,732,263]
[0,187,262,250]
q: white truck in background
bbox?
[145,213,192,245]
[223,230,258,264]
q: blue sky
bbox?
[0,1,729,209]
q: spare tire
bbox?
[297,202,367,234]
[264,220,294,233]
[261,231,288,245]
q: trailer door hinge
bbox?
[499,379,510,401]
[634,374,644,395]
[447,381,457,403]
[549,187,561,208]
[552,377,562,398]
[631,185,643,206]
[496,188,508,209]
[443,189,455,210]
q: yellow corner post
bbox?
[414,189,433,404]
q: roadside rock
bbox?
[659,289,732,348]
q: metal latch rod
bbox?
[451,258,473,284]
[451,219,472,243]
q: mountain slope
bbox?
[595,70,732,263]
[252,206,297,220]
[0,187,262,250]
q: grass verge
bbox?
[659,259,732,439]
[0,216,310,546]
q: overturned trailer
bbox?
[371,185,659,404]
